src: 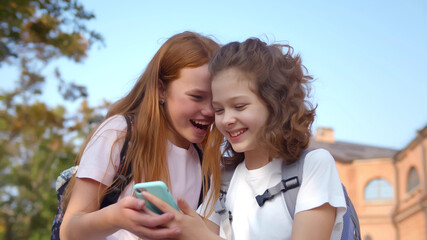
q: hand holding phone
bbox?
[134,181,179,214]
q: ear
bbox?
[158,78,166,101]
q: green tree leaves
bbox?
[0,0,106,238]
[0,0,103,63]
[0,0,104,102]
[1,97,108,239]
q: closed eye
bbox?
[214,108,224,114]
[235,104,247,110]
[191,95,203,100]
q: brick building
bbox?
[309,126,427,240]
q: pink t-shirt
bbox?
[76,115,202,239]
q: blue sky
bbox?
[2,0,427,150]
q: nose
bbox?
[201,102,214,118]
[221,110,236,126]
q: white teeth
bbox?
[230,130,245,137]
[194,120,209,125]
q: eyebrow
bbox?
[185,88,210,94]
[212,95,249,105]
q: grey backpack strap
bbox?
[253,150,309,218]
[282,150,309,219]
[255,175,300,207]
[214,165,235,240]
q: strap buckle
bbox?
[214,192,227,214]
[255,176,300,207]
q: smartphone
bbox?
[133,181,179,214]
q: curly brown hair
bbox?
[208,38,316,167]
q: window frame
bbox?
[407,166,420,193]
[364,178,393,201]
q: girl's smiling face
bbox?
[212,68,269,155]
[161,64,214,149]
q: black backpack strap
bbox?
[192,143,206,207]
[100,114,133,208]
[100,124,204,209]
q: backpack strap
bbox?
[55,165,79,194]
[51,115,134,239]
[192,143,205,207]
[214,164,235,240]
[283,151,362,239]
[100,119,206,208]
[281,151,308,219]
[341,185,361,240]
[100,114,133,208]
[254,150,309,219]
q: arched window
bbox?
[364,178,393,200]
[407,167,420,192]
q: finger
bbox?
[143,205,160,216]
[141,191,180,214]
[135,210,175,228]
[121,196,146,211]
[136,225,181,239]
[177,198,197,217]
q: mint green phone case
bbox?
[133,181,179,214]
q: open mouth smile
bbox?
[190,120,210,130]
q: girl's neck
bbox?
[244,148,270,170]
[167,130,191,149]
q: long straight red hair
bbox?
[65,31,221,209]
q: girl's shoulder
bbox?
[94,115,128,136]
[304,148,336,169]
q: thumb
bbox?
[177,198,198,216]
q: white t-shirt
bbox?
[200,148,346,240]
[76,115,202,239]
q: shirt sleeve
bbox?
[76,115,127,186]
[295,148,346,212]
[294,148,347,237]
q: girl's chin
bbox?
[229,143,247,153]
[188,133,206,144]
